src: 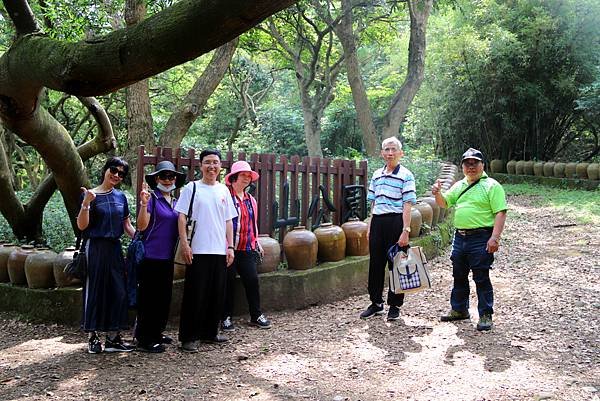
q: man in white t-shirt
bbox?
[175,149,238,352]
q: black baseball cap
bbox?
[461,148,484,163]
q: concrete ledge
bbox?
[492,173,600,190]
[0,220,455,325]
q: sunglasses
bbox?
[158,172,176,181]
[108,166,126,178]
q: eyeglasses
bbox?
[109,166,126,178]
[382,147,399,153]
[158,173,176,181]
[462,160,481,167]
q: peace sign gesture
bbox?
[139,182,151,206]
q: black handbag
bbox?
[64,236,88,280]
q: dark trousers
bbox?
[450,231,495,316]
[135,258,174,345]
[368,214,405,307]
[178,254,226,342]
[223,250,262,320]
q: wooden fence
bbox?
[136,146,368,240]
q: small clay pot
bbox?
[489,160,506,173]
[256,235,281,273]
[587,163,600,181]
[523,161,535,175]
[53,247,81,287]
[409,208,422,238]
[533,162,545,177]
[565,162,577,179]
[7,245,35,285]
[25,249,57,289]
[576,163,589,180]
[420,197,440,227]
[283,226,318,270]
[414,202,433,232]
[515,160,526,175]
[553,162,566,178]
[341,218,369,256]
[506,160,517,174]
[314,223,346,262]
[0,243,18,283]
[543,162,556,177]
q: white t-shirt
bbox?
[175,181,238,255]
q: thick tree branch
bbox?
[3,0,40,36]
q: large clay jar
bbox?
[414,201,433,231]
[576,163,589,180]
[490,160,505,173]
[256,235,281,273]
[7,245,35,285]
[533,162,545,177]
[0,243,18,283]
[543,162,556,177]
[587,163,600,181]
[314,223,346,262]
[341,218,369,256]
[553,162,566,178]
[565,162,577,179]
[515,160,525,175]
[506,160,517,174]
[54,247,81,287]
[25,248,57,289]
[523,161,534,175]
[283,226,318,270]
[409,208,422,238]
[421,197,440,227]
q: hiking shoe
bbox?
[440,310,471,322]
[250,314,272,329]
[160,334,173,345]
[88,332,102,354]
[137,342,165,353]
[477,313,493,331]
[221,317,235,332]
[104,334,135,353]
[387,306,400,321]
[360,303,384,319]
[202,334,229,344]
[181,340,199,353]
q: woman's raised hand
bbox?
[80,187,96,205]
[139,182,151,206]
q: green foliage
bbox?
[411,0,600,162]
[503,183,600,224]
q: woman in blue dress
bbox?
[76,156,136,354]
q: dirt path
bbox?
[1,195,599,401]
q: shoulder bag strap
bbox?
[456,178,481,201]
[140,192,158,241]
[186,182,197,242]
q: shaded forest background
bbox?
[0,0,599,248]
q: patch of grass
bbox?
[504,183,600,224]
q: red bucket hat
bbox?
[224,161,260,185]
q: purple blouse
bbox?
[141,191,179,260]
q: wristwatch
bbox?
[403,227,411,233]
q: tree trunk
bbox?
[335,0,379,157]
[381,0,432,139]
[159,39,238,148]
[300,92,324,158]
[124,0,154,193]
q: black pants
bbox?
[223,250,262,320]
[368,213,405,307]
[178,254,226,342]
[135,258,174,345]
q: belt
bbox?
[456,227,493,236]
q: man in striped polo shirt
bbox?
[361,136,417,321]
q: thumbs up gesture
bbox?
[139,182,151,206]
[431,179,442,196]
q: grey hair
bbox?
[381,136,403,150]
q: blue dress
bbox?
[81,189,130,332]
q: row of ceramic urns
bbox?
[490,160,600,180]
[0,243,191,289]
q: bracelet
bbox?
[140,202,148,207]
[81,204,91,210]
[228,246,235,250]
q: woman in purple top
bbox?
[135,161,186,353]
